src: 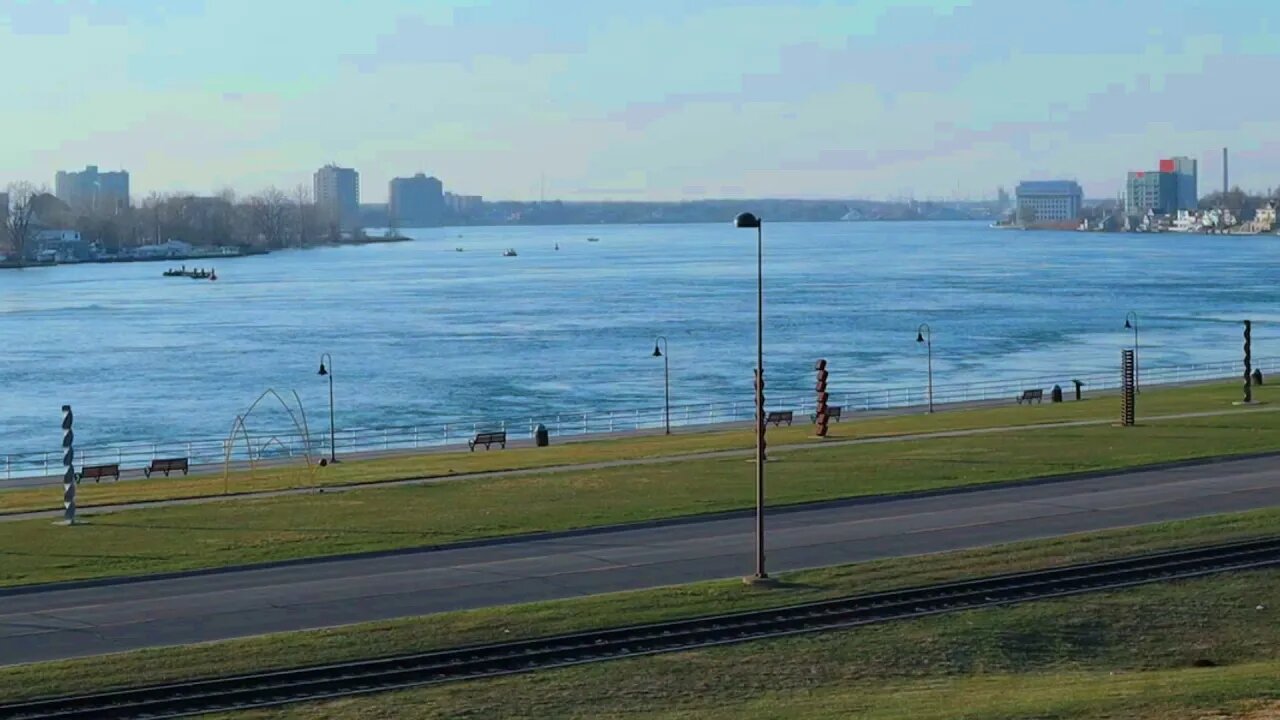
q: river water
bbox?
[1,221,1277,456]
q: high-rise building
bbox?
[444,192,484,214]
[1126,171,1176,215]
[1126,156,1197,215]
[388,173,444,227]
[53,165,130,214]
[1161,156,1197,210]
[1014,181,1083,221]
[314,164,360,230]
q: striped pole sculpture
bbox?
[1120,351,1136,427]
[61,404,76,524]
[1243,320,1253,404]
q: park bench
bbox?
[469,431,507,451]
[1016,389,1044,405]
[809,406,843,423]
[765,410,794,427]
[144,457,189,477]
[77,463,120,483]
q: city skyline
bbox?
[4,0,1280,202]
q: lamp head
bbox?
[916,331,925,343]
[652,344,662,357]
[733,212,761,229]
[1124,318,1132,329]
[318,362,328,376]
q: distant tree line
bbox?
[2,182,366,263]
[1198,187,1280,218]
[459,198,999,226]
[4,185,1013,264]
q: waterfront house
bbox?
[1253,202,1276,232]
[34,230,90,262]
[131,239,196,259]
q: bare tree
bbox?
[3,183,43,265]
[293,184,316,248]
[247,187,292,249]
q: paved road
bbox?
[2,455,1278,666]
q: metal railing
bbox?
[3,356,1275,481]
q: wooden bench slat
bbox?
[765,411,794,427]
[469,431,508,451]
[77,463,120,483]
[811,406,843,423]
[144,457,190,477]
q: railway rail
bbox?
[3,536,1278,719]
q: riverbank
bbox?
[0,234,412,270]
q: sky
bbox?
[3,0,1280,202]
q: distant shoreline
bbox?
[0,234,413,270]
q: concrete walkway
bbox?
[3,404,1275,523]
[0,377,1229,490]
[0,392,1038,489]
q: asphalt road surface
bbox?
[2,455,1278,666]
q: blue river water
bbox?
[1,220,1278,456]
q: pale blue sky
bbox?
[3,0,1278,202]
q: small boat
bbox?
[587,237,599,242]
[164,265,214,279]
[502,248,518,257]
[555,242,560,251]
[455,247,464,252]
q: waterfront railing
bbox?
[2,356,1275,481]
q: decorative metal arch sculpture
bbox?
[222,389,317,494]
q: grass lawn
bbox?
[1,507,1277,719]
[0,381,1262,514]
[2,400,1280,588]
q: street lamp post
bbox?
[916,323,933,413]
[1124,312,1139,393]
[317,353,339,464]
[735,211,769,583]
[652,336,670,435]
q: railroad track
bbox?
[4,536,1278,719]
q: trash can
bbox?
[1072,379,1084,401]
[1051,384,1063,403]
[534,423,550,447]
[1252,368,1264,386]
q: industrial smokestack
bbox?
[1223,147,1229,195]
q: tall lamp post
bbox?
[317,353,339,464]
[734,211,769,584]
[652,336,671,435]
[916,323,934,413]
[1124,312,1140,393]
